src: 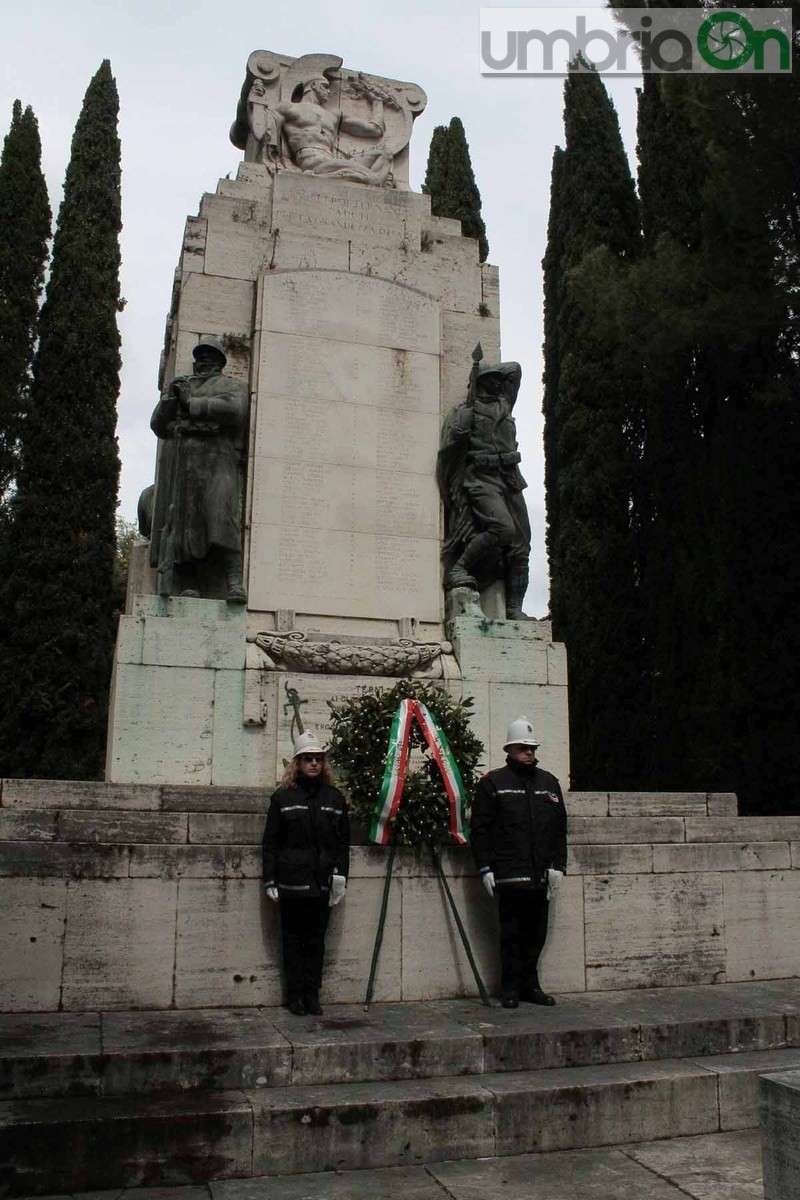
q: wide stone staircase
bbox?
[2,981,800,1194]
[2,778,800,1195]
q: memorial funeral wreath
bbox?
[327,680,483,849]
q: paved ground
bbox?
[35,1130,764,1199]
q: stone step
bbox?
[0,778,744,820]
[3,1048,799,1195]
[2,981,799,1100]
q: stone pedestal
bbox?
[108,122,568,787]
[760,1070,800,1199]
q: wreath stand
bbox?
[363,838,491,1008]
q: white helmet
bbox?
[503,716,539,751]
[293,729,326,757]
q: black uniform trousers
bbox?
[497,887,550,997]
[279,896,330,1003]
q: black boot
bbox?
[505,562,532,620]
[223,550,247,605]
[304,992,323,1016]
[446,532,497,591]
[288,995,307,1016]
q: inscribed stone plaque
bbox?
[253,332,439,414]
[271,173,421,251]
[247,270,442,621]
[255,270,440,354]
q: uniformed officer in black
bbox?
[262,729,349,1016]
[471,716,567,1009]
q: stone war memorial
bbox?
[2,46,800,1199]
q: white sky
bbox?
[2,1,640,617]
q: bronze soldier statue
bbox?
[149,336,249,603]
[437,345,532,619]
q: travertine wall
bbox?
[3,780,800,1012]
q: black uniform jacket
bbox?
[262,779,350,899]
[471,760,567,890]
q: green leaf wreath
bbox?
[327,680,484,849]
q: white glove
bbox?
[481,871,496,897]
[329,874,347,907]
[547,869,564,898]
[264,886,279,902]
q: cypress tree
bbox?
[633,62,800,811]
[0,101,51,514]
[542,64,643,788]
[0,61,122,780]
[423,117,489,262]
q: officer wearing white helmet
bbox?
[262,729,350,1016]
[471,716,567,1008]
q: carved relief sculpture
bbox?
[149,336,250,603]
[437,344,532,619]
[230,52,427,187]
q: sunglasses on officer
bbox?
[299,753,325,763]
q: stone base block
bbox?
[761,1069,800,1199]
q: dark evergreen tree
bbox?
[0,61,122,780]
[0,101,51,515]
[423,117,489,262]
[542,64,643,788]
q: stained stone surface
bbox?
[760,1070,800,1200]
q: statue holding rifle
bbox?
[149,336,250,604]
[437,344,532,620]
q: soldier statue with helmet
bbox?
[148,335,250,603]
[437,344,532,619]
[471,716,568,1008]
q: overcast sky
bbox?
[2,1,639,617]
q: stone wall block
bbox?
[106,663,215,785]
[654,842,791,873]
[609,793,708,817]
[141,617,246,670]
[129,844,261,880]
[174,879,282,1007]
[453,635,548,685]
[723,872,800,981]
[181,215,207,273]
[210,668,277,789]
[565,793,609,817]
[760,1070,800,1199]
[686,817,800,843]
[0,780,161,811]
[570,843,653,875]
[0,843,129,879]
[58,811,188,845]
[0,879,66,1010]
[0,810,57,842]
[585,873,726,989]
[188,813,264,844]
[707,793,738,816]
[61,880,178,1010]
[114,616,144,665]
[569,816,685,845]
[177,273,255,338]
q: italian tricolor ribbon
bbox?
[370,698,470,846]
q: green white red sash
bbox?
[370,698,469,845]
